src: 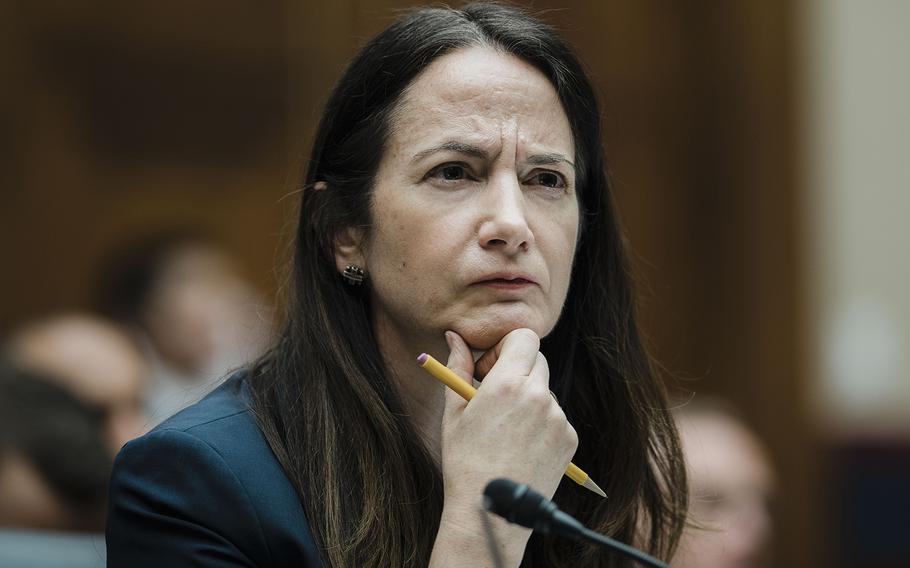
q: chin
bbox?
[458,330,500,351]
[456,315,554,351]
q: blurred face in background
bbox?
[0,451,70,530]
[8,315,149,455]
[0,362,112,532]
[672,410,776,568]
[141,244,266,376]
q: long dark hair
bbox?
[249,3,686,566]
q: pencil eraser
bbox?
[417,353,428,365]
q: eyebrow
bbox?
[412,141,488,163]
[411,140,575,169]
[527,152,575,169]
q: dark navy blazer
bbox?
[106,373,322,567]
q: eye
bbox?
[526,170,567,189]
[426,163,473,183]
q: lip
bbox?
[472,272,539,289]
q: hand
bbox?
[439,328,578,519]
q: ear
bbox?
[334,226,366,273]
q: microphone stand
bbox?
[571,525,668,568]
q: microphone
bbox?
[483,478,669,568]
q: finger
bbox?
[523,352,557,413]
[442,378,469,414]
[442,331,475,413]
[476,328,540,380]
[444,330,475,384]
[527,351,550,390]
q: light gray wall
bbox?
[802,0,910,433]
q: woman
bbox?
[106,3,686,566]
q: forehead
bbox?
[390,46,573,155]
[681,414,774,490]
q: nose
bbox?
[477,173,534,254]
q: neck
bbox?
[376,325,449,462]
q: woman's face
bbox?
[339,46,579,353]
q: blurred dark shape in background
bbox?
[4,314,149,456]
[0,360,110,532]
[672,397,776,568]
[92,230,271,425]
[826,441,910,568]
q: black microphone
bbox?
[483,478,669,568]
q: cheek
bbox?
[365,219,435,305]
[548,213,580,286]
[369,198,466,272]
[368,213,422,273]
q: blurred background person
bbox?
[672,397,776,568]
[92,230,271,425]
[4,313,149,456]
[0,360,110,532]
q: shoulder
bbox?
[106,372,322,567]
[149,371,265,459]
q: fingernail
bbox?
[444,330,454,349]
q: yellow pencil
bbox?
[417,352,607,498]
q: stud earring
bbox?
[342,265,365,286]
